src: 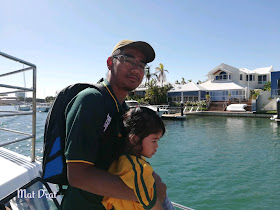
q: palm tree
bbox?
[181,77,186,85]
[175,80,180,85]
[144,66,157,86]
[188,79,192,83]
[155,63,169,86]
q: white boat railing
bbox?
[0,51,37,161]
[171,201,195,210]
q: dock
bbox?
[162,113,187,120]
[187,111,272,118]
[162,111,273,119]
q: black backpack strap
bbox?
[57,184,67,195]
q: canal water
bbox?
[1,106,280,209]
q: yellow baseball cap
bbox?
[111,39,155,63]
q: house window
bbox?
[258,75,267,84]
[277,79,280,95]
[246,75,254,81]
[245,75,255,81]
[220,71,227,80]
[222,72,227,79]
[240,74,243,80]
[215,71,230,81]
[258,76,261,83]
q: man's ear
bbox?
[107,57,113,70]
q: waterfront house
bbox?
[168,63,274,102]
[167,82,207,102]
[271,71,280,98]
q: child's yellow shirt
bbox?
[102,154,157,210]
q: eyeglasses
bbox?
[113,55,147,72]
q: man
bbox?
[61,40,167,209]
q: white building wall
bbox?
[236,73,271,90]
[256,91,272,110]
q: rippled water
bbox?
[150,116,280,209]
[1,106,280,209]
[0,106,46,157]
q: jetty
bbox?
[162,111,273,119]
[162,113,187,120]
[188,111,272,118]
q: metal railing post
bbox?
[31,67,37,162]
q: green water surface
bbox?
[150,116,280,209]
[1,106,280,209]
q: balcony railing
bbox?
[258,81,267,85]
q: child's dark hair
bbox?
[122,107,165,155]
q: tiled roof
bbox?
[199,80,245,90]
[169,82,207,92]
[239,66,273,74]
[252,66,273,74]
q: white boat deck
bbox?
[0,148,42,200]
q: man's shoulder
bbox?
[78,86,103,97]
[65,87,105,116]
[67,85,118,115]
[74,87,107,105]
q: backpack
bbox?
[42,82,116,189]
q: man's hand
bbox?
[67,162,137,201]
[152,172,167,204]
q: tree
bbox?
[206,94,211,102]
[175,80,180,85]
[263,81,271,91]
[145,79,173,104]
[181,77,186,85]
[45,96,56,103]
[188,79,192,83]
[17,96,24,102]
[155,63,169,86]
[144,66,157,86]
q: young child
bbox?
[102,107,168,210]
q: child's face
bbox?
[141,131,162,158]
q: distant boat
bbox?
[16,71,31,111]
[270,114,280,121]
[36,103,51,112]
[125,100,168,117]
[18,104,31,111]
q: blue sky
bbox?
[0,0,280,98]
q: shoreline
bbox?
[162,111,273,119]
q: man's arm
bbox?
[151,199,164,210]
[153,171,167,204]
[67,162,137,201]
